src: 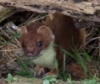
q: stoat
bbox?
[19,13,85,76]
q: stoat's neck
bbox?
[32,41,56,69]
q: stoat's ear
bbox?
[19,26,27,34]
[37,26,54,39]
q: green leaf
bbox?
[63,53,66,72]
[43,79,50,84]
[16,57,33,77]
[5,79,12,83]
[8,73,13,79]
[5,73,13,83]
[54,58,59,76]
[13,77,18,81]
[54,44,77,61]
[49,78,56,82]
[83,50,91,62]
[15,71,28,76]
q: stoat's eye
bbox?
[37,41,42,47]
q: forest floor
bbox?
[0,10,100,84]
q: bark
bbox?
[0,0,100,22]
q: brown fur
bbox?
[19,13,85,76]
[20,23,53,57]
[44,13,85,68]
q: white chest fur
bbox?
[32,42,56,69]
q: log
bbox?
[0,6,17,23]
[0,0,100,22]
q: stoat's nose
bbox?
[27,53,33,57]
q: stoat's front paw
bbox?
[43,69,57,77]
[34,65,45,78]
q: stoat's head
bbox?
[19,23,54,58]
